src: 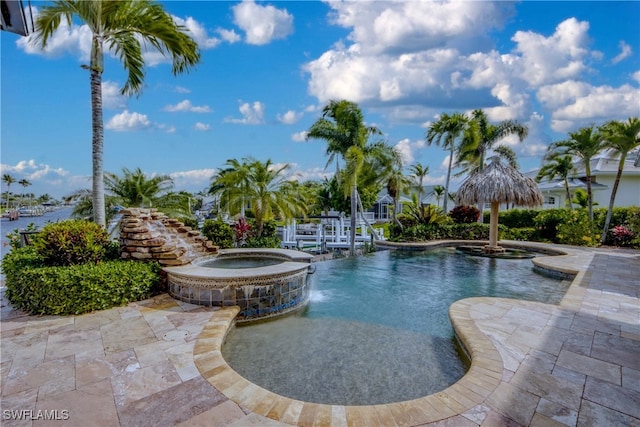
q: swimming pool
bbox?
[222,248,570,405]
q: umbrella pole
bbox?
[485,202,504,253]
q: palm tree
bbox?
[425,112,469,213]
[35,0,200,227]
[599,117,640,243]
[18,179,32,207]
[431,185,446,209]
[307,100,383,255]
[246,159,306,238]
[105,167,174,208]
[385,159,411,227]
[458,109,528,173]
[550,125,607,222]
[209,158,253,219]
[536,152,576,209]
[409,162,429,203]
[2,174,16,209]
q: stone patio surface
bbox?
[1,243,638,426]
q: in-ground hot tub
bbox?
[163,248,315,322]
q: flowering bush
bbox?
[609,225,635,247]
[448,205,480,223]
[232,217,251,247]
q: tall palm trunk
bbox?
[563,178,572,209]
[584,163,593,223]
[443,146,454,213]
[601,162,624,243]
[90,54,106,227]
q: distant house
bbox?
[529,149,640,209]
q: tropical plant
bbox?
[2,174,16,209]
[431,185,445,208]
[18,179,31,206]
[549,125,607,222]
[409,162,429,203]
[385,157,411,227]
[598,117,640,244]
[307,100,384,255]
[209,158,252,219]
[572,188,593,209]
[458,109,528,173]
[105,167,173,208]
[536,151,576,209]
[34,0,200,227]
[201,219,234,249]
[209,158,305,238]
[449,205,481,223]
[425,112,469,212]
[245,159,306,238]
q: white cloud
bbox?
[175,86,191,94]
[16,10,92,61]
[169,169,216,191]
[393,138,425,166]
[224,101,265,125]
[1,160,69,182]
[172,15,221,49]
[537,82,640,132]
[292,131,308,142]
[163,100,212,113]
[511,18,590,87]
[612,41,632,64]
[232,0,293,45]
[277,110,303,124]
[102,81,127,109]
[217,28,241,44]
[633,71,640,83]
[194,122,211,131]
[105,110,152,131]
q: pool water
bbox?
[222,248,570,405]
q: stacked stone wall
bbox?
[119,208,218,266]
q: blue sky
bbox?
[2,0,639,200]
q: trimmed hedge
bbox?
[391,222,506,242]
[2,247,161,315]
[32,220,115,266]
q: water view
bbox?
[222,248,571,405]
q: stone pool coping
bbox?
[191,240,595,425]
[163,248,314,283]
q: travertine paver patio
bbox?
[1,244,638,426]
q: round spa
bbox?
[163,248,315,321]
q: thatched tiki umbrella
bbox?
[457,156,543,253]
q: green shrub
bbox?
[177,215,199,230]
[390,222,499,242]
[32,220,113,266]
[2,248,161,315]
[506,227,538,241]
[496,209,540,229]
[245,220,281,248]
[201,219,234,248]
[449,205,480,223]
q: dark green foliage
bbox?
[505,227,538,241]
[392,206,639,248]
[449,205,480,223]
[178,215,199,229]
[390,222,500,242]
[245,220,280,248]
[493,209,539,229]
[201,219,234,248]
[32,220,113,266]
[2,247,160,315]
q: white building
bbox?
[530,150,640,209]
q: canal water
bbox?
[0,207,74,261]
